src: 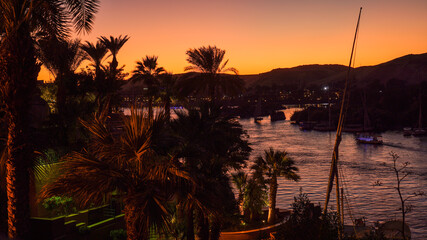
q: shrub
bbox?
[273,190,338,240]
[42,196,77,216]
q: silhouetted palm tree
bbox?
[40,109,190,240]
[0,0,98,238]
[99,35,129,74]
[180,46,244,101]
[37,38,86,114]
[81,40,107,94]
[158,72,177,120]
[130,56,165,119]
[252,148,300,224]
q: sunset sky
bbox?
[38,0,427,81]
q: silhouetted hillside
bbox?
[242,53,427,88]
[241,64,347,88]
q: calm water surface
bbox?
[239,109,427,239]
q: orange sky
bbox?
[38,0,427,82]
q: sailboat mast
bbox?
[323,6,362,224]
[419,91,422,129]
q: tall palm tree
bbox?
[81,40,107,93]
[252,148,300,224]
[130,56,165,119]
[180,45,244,102]
[99,35,129,74]
[37,38,86,114]
[0,0,98,238]
[40,109,191,240]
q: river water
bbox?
[239,108,427,239]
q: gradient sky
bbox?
[39,0,427,81]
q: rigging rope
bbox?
[338,161,358,236]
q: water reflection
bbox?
[240,113,427,239]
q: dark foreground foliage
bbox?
[273,191,338,240]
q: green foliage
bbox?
[42,196,77,216]
[110,229,127,240]
[243,177,268,222]
[39,84,58,113]
[273,190,338,240]
[36,149,60,164]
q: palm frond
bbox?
[39,151,125,208]
[99,35,129,56]
[31,0,70,39]
[65,0,99,34]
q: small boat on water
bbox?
[254,116,263,123]
[356,133,383,145]
[403,127,412,136]
[254,98,263,123]
[412,128,426,136]
[411,91,426,136]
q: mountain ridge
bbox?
[241,53,427,88]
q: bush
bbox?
[273,190,338,240]
[42,196,77,216]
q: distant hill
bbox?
[241,64,348,88]
[242,53,427,88]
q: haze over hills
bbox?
[241,53,427,88]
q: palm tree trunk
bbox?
[209,218,221,240]
[56,75,66,116]
[186,208,195,240]
[197,213,209,240]
[238,193,244,217]
[124,202,147,240]
[268,175,278,224]
[111,56,118,74]
[165,98,171,121]
[6,116,31,240]
[1,21,38,240]
[148,97,153,120]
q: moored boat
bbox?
[412,128,426,136]
[356,133,383,144]
[403,127,412,136]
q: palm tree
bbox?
[99,35,129,74]
[171,105,251,239]
[0,0,98,238]
[37,38,86,114]
[80,40,108,94]
[158,73,177,120]
[130,56,165,119]
[252,148,300,224]
[231,171,248,217]
[180,45,244,102]
[40,109,191,240]
[243,176,267,223]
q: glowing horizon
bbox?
[38,0,427,82]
